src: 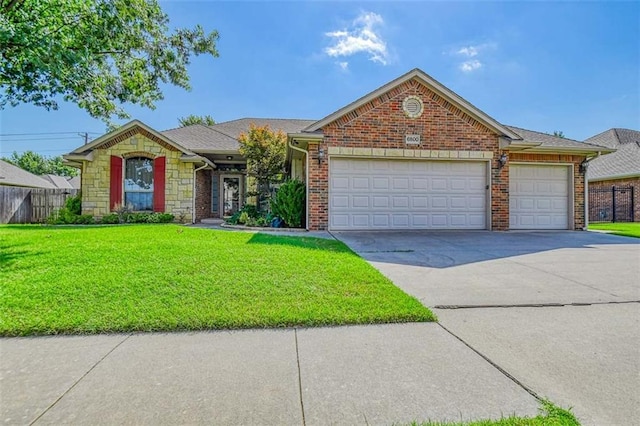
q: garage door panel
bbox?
[372,177,389,190]
[431,178,448,191]
[329,158,487,230]
[412,196,429,208]
[510,164,569,230]
[352,177,369,190]
[393,177,410,190]
[431,196,448,209]
[352,196,369,208]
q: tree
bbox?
[0,0,219,123]
[178,114,216,127]
[238,124,287,211]
[3,151,79,177]
[553,131,566,138]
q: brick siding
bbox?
[306,78,587,231]
[588,177,640,222]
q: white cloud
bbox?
[456,46,479,57]
[324,12,389,65]
[460,60,482,72]
[450,42,496,73]
[338,61,349,71]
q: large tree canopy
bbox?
[178,114,215,127]
[3,150,79,177]
[0,0,219,122]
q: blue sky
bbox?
[1,1,638,157]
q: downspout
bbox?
[582,152,601,230]
[192,163,209,224]
[288,141,309,230]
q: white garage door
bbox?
[329,158,487,230]
[509,164,570,230]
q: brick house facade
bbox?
[65,68,613,230]
[292,69,608,231]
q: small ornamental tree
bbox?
[237,124,286,211]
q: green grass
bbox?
[0,224,434,336]
[589,222,640,238]
[410,400,580,426]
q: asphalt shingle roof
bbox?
[586,128,640,180]
[162,119,316,153]
[0,160,56,188]
[505,126,609,150]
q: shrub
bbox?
[74,214,95,224]
[238,211,250,225]
[65,194,81,215]
[226,211,241,225]
[271,179,305,228]
[156,213,174,223]
[100,213,119,224]
[241,204,260,219]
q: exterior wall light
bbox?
[318,148,325,164]
[579,159,589,174]
[226,155,233,160]
[498,153,508,168]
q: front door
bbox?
[220,175,242,217]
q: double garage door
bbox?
[329,158,487,230]
[329,158,571,231]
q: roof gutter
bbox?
[288,140,310,230]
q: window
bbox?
[124,157,154,211]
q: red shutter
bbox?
[153,156,166,212]
[109,156,123,210]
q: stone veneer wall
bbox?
[82,132,194,222]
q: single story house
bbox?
[585,128,639,222]
[64,68,614,231]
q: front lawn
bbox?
[0,225,434,336]
[588,222,640,238]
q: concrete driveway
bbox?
[333,230,640,425]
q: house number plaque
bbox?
[405,134,421,145]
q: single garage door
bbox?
[509,164,570,229]
[329,158,487,230]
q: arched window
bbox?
[124,157,154,211]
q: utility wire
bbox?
[0,136,86,142]
[0,131,101,136]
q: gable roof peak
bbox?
[304,68,521,139]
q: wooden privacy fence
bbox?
[0,187,79,224]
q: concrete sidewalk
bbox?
[1,323,539,425]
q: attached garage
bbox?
[329,158,488,230]
[509,164,572,229]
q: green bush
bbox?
[47,194,84,224]
[74,214,95,224]
[241,204,260,219]
[271,179,305,228]
[156,213,174,223]
[226,211,241,225]
[100,213,119,224]
[65,195,81,215]
[238,211,250,225]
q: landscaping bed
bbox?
[0,225,434,336]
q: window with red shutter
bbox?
[109,156,123,210]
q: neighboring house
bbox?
[41,174,79,190]
[0,159,56,188]
[64,68,613,230]
[586,128,640,222]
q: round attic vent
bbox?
[402,95,424,118]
